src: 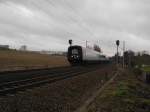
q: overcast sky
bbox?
[0,0,150,55]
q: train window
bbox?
[99,55,105,58]
[102,55,106,58]
[72,49,78,54]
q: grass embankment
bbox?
[87,69,150,112]
[0,50,69,71]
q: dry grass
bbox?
[0,50,69,71]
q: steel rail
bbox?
[0,66,100,95]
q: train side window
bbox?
[99,55,105,58]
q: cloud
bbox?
[0,0,150,55]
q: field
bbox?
[0,50,69,71]
[141,66,150,72]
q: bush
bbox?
[133,68,142,76]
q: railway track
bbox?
[0,65,103,95]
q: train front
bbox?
[67,46,82,65]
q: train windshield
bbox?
[72,49,78,54]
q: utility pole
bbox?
[86,40,88,48]
[117,45,118,64]
[123,41,125,68]
[116,40,120,65]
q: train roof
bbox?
[68,45,81,48]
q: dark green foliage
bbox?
[133,68,142,76]
[134,55,150,65]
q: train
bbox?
[67,45,110,65]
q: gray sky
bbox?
[0,0,150,55]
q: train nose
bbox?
[71,55,79,59]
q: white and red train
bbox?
[67,45,109,65]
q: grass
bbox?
[87,70,150,112]
[0,50,69,71]
[141,66,150,72]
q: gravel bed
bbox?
[0,65,115,112]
